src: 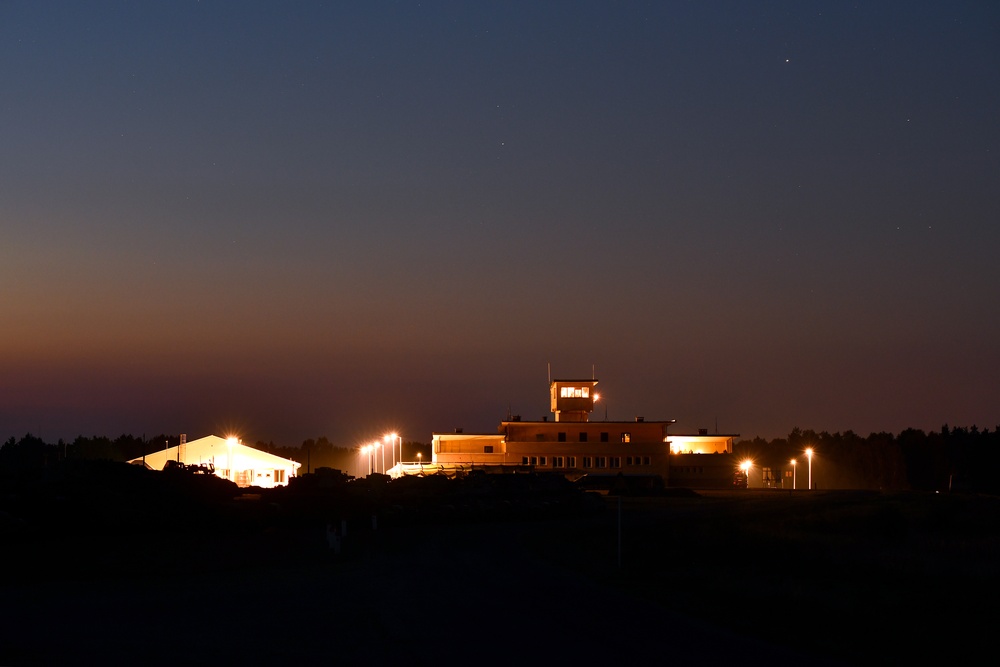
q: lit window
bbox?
[621,433,631,443]
[560,386,590,398]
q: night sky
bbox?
[3,1,998,447]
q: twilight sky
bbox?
[2,1,998,446]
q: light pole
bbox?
[385,432,399,471]
[417,452,422,471]
[805,448,813,490]
[359,445,368,476]
[740,460,752,488]
[374,441,383,474]
[790,459,797,490]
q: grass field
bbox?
[2,487,997,665]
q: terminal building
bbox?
[397,378,739,489]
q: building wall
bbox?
[431,425,739,488]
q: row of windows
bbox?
[542,432,633,443]
[521,455,652,468]
[559,386,591,398]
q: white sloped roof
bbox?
[129,435,301,471]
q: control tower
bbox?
[549,379,598,422]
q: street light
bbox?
[385,432,400,471]
[805,448,814,490]
[361,445,372,475]
[417,452,422,470]
[361,444,372,476]
[374,441,383,474]
[790,459,797,490]
[740,459,753,488]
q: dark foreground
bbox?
[2,478,997,666]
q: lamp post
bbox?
[417,452,422,470]
[361,445,372,475]
[740,460,752,488]
[805,448,813,490]
[385,432,400,471]
[790,459,797,490]
[374,441,383,474]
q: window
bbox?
[553,456,564,468]
[600,432,609,442]
[539,456,547,466]
[621,432,631,443]
[521,456,529,465]
[484,445,494,453]
[579,432,588,442]
[560,386,590,398]
[596,456,607,468]
[530,456,538,465]
[643,456,650,465]
[626,456,633,466]
[583,456,593,469]
[558,432,566,442]
[567,456,577,468]
[535,433,545,441]
[610,457,621,468]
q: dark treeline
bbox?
[0,433,430,476]
[3,426,998,492]
[735,425,1000,493]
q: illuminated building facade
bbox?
[416,378,738,489]
[129,435,300,488]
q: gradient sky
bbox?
[3,1,998,446]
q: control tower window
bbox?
[560,386,590,398]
